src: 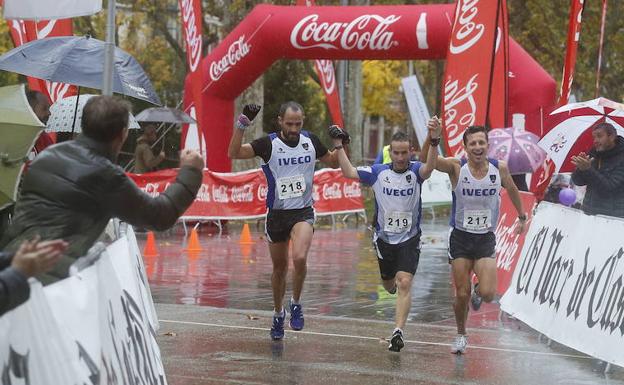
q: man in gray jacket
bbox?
[571,122,624,218]
[0,96,204,284]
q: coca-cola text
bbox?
[290,14,400,51]
[209,35,250,81]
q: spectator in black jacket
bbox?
[1,238,67,316]
[571,122,624,218]
[0,96,204,284]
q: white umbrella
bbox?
[47,94,140,134]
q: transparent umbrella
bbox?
[488,127,547,174]
[47,94,140,134]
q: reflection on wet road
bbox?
[145,219,457,325]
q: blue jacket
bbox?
[0,251,29,316]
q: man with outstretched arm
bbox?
[421,125,527,354]
[331,117,441,352]
[228,101,342,340]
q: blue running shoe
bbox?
[289,300,304,331]
[270,310,285,340]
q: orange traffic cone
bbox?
[186,228,203,252]
[239,223,254,245]
[143,231,159,257]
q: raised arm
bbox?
[418,116,442,180]
[327,125,359,180]
[500,161,527,234]
[228,104,261,160]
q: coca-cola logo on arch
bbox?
[209,35,251,81]
[290,14,401,51]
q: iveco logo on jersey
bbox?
[462,188,497,196]
[382,187,414,196]
[278,155,312,166]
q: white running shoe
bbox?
[451,334,468,354]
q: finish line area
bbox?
[143,223,624,385]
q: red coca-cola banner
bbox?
[314,59,343,128]
[178,0,205,155]
[558,0,585,106]
[297,0,344,128]
[495,189,537,295]
[442,0,501,158]
[488,0,509,128]
[7,19,77,103]
[128,168,364,220]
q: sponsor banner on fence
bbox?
[494,190,537,295]
[0,227,167,384]
[500,202,624,367]
[129,168,365,220]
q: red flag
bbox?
[558,0,585,106]
[441,0,501,158]
[487,0,509,129]
[7,19,77,103]
[314,59,344,127]
[178,0,205,158]
[297,0,344,128]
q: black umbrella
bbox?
[0,36,161,105]
[135,107,195,124]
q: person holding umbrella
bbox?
[0,96,204,284]
[26,90,54,154]
[134,123,165,173]
[421,125,527,354]
[571,122,624,218]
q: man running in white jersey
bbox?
[331,117,441,352]
[422,125,527,354]
[228,102,343,340]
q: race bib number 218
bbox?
[277,175,306,199]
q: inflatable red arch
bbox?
[197,4,556,172]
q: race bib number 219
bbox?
[384,211,412,233]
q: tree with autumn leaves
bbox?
[0,0,622,163]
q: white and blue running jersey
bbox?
[357,162,424,244]
[261,131,317,210]
[451,158,502,234]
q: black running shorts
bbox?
[448,228,496,263]
[373,234,421,280]
[265,207,315,243]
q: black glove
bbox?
[328,125,350,145]
[243,104,262,122]
[341,130,351,145]
[328,124,343,139]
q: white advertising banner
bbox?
[501,202,624,367]
[421,169,452,206]
[401,74,430,148]
[3,0,102,20]
[0,227,167,384]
